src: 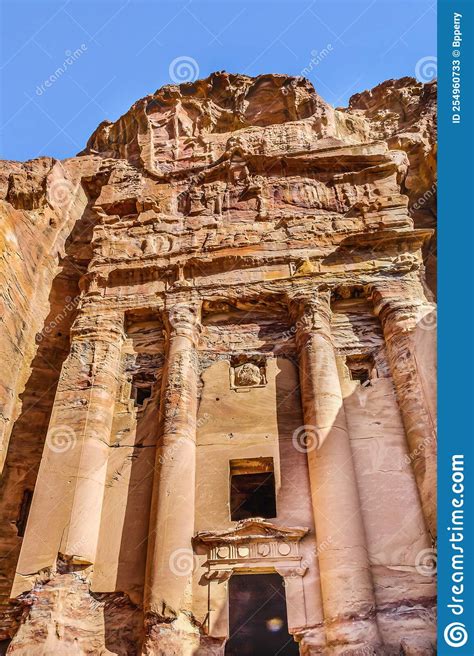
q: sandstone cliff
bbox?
[0,72,436,655]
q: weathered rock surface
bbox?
[0,72,436,655]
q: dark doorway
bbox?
[225,573,299,656]
[0,640,11,656]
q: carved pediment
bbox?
[194,519,309,578]
[194,518,309,547]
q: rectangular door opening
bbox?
[225,573,299,655]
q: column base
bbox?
[296,625,326,654]
[193,636,226,655]
[325,616,381,655]
[324,645,434,656]
[8,572,142,655]
[400,638,436,655]
[326,647,379,656]
[141,615,200,656]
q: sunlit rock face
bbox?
[0,72,436,655]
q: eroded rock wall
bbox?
[0,72,436,655]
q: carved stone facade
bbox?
[0,73,436,654]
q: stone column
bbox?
[61,310,125,564]
[369,280,437,538]
[143,298,201,653]
[289,288,380,652]
[13,309,124,588]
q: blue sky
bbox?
[0,0,436,162]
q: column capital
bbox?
[71,309,125,343]
[366,280,434,337]
[286,287,332,345]
[164,297,202,345]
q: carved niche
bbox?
[229,355,267,390]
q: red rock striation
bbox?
[0,72,436,655]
